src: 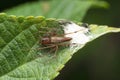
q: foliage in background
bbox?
[5,0,109,21]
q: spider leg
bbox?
[47,45,56,54]
[52,45,58,57]
[37,44,55,50]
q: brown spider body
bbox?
[41,36,72,45]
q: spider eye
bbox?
[41,37,51,44]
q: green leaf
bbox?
[0,0,113,80]
[5,0,109,21]
[0,13,120,80]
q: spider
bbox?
[38,22,89,54]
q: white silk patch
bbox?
[62,22,90,45]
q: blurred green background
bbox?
[0,0,120,80]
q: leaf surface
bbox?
[0,13,120,80]
[0,0,117,80]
